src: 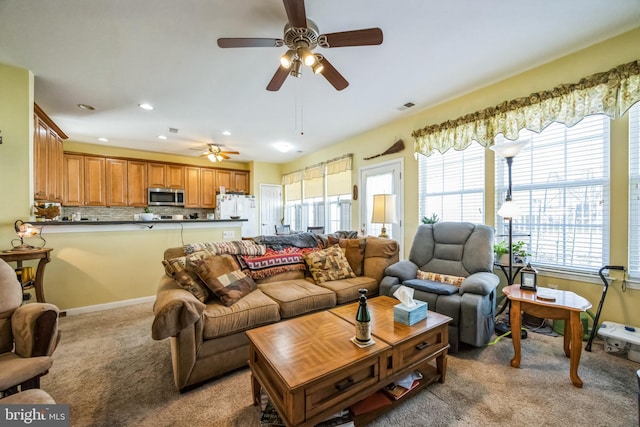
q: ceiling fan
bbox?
[217,0,383,91]
[198,144,240,162]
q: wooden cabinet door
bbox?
[127,160,148,206]
[33,116,49,200]
[200,168,216,208]
[106,158,128,206]
[233,171,250,194]
[167,164,184,189]
[215,169,232,192]
[184,166,200,208]
[54,135,64,203]
[46,129,59,201]
[148,163,166,188]
[84,156,106,206]
[63,154,84,206]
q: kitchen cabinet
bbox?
[34,104,67,202]
[106,158,128,206]
[148,163,184,189]
[63,154,84,206]
[200,168,216,208]
[127,161,148,207]
[83,156,106,206]
[184,166,200,208]
[215,169,249,194]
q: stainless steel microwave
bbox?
[148,188,185,206]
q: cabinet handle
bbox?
[415,342,430,351]
[334,377,354,391]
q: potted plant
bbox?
[421,213,440,224]
[141,207,154,221]
[493,240,531,265]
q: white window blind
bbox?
[418,142,485,223]
[496,115,610,272]
[629,102,640,278]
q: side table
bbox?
[0,248,53,303]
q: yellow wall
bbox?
[3,27,640,322]
[282,27,640,327]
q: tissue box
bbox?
[393,301,428,326]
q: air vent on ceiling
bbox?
[397,102,415,111]
[169,127,178,134]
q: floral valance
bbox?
[281,154,352,185]
[412,60,640,157]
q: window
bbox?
[496,115,610,272]
[629,103,640,278]
[418,142,485,223]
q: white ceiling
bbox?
[1,0,639,164]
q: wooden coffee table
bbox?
[503,285,592,387]
[246,296,451,426]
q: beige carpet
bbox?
[42,302,639,426]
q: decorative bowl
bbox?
[230,215,241,220]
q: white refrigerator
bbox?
[216,194,257,237]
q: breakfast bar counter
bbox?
[36,219,247,234]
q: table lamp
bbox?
[11,220,43,251]
[371,194,397,238]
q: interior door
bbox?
[260,184,283,236]
[359,159,403,255]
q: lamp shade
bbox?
[371,194,397,224]
[497,200,521,218]
[490,140,528,158]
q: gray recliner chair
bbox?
[380,222,499,351]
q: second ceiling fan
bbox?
[217,0,383,91]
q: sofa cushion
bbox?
[304,245,356,284]
[328,236,367,276]
[202,289,280,339]
[194,255,257,307]
[417,271,465,287]
[403,279,460,295]
[258,279,336,318]
[313,276,377,305]
[162,251,213,303]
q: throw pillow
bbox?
[193,254,257,306]
[183,240,266,256]
[416,270,465,287]
[327,236,367,276]
[304,245,357,284]
[162,251,212,303]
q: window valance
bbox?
[412,60,640,157]
[281,154,352,185]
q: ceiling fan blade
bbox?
[318,57,349,91]
[217,38,283,48]
[267,65,290,91]
[321,28,383,47]
[220,151,240,155]
[219,154,231,160]
[283,0,307,28]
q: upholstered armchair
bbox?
[0,259,59,396]
[380,222,500,351]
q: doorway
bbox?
[260,184,283,236]
[359,158,403,256]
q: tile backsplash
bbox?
[60,206,214,221]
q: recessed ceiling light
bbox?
[77,103,95,111]
[275,143,292,153]
[158,135,167,140]
[98,137,109,142]
[138,103,154,110]
[222,131,231,136]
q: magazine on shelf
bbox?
[382,379,420,400]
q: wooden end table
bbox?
[246,296,451,426]
[0,248,53,303]
[502,285,592,387]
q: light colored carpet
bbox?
[42,302,639,426]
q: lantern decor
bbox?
[520,263,538,291]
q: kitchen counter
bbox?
[37,218,247,234]
[42,219,247,225]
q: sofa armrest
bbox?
[362,236,400,283]
[12,303,60,358]
[152,276,206,341]
[460,272,500,296]
[384,260,418,283]
[379,276,401,296]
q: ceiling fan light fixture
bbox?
[311,58,324,74]
[280,49,296,69]
[297,46,316,66]
[290,58,302,78]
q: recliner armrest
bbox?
[460,272,500,296]
[12,303,59,358]
[152,277,206,341]
[384,260,418,282]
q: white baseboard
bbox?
[63,296,155,316]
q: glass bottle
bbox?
[355,289,371,343]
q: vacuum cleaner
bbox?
[585,265,626,352]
